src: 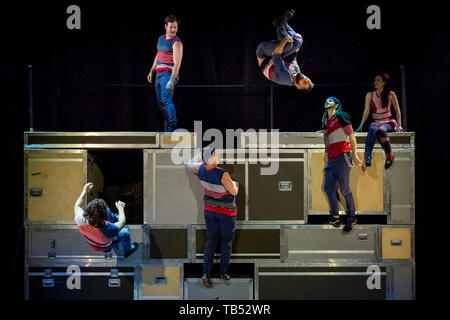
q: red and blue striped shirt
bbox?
[156,34,181,73]
[198,163,237,216]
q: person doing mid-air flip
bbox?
[256,9,313,92]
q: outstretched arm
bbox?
[187,153,203,175]
[356,92,372,132]
[74,182,93,217]
[114,201,127,231]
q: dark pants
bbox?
[155,71,178,132]
[203,210,236,275]
[323,152,356,218]
[256,24,303,60]
[365,123,393,164]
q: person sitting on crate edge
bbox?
[74,182,139,257]
[188,147,239,288]
[320,97,362,232]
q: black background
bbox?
[3,0,449,309]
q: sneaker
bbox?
[343,218,357,232]
[220,273,231,281]
[385,153,394,169]
[124,242,139,258]
[202,274,212,288]
[327,216,342,228]
[273,9,295,26]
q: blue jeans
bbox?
[109,226,132,254]
[256,24,303,59]
[365,123,393,164]
[155,71,178,132]
[203,210,236,275]
[323,152,356,218]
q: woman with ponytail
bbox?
[356,72,403,169]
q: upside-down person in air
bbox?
[74,182,139,257]
[321,97,362,232]
[188,148,239,288]
[256,9,313,92]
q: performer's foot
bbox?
[220,273,231,281]
[385,153,394,169]
[273,9,295,27]
[202,274,213,288]
[124,242,139,258]
[343,217,357,233]
[326,216,342,228]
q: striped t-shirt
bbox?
[370,91,397,128]
[156,34,181,73]
[75,207,119,251]
[324,113,354,159]
[197,163,237,216]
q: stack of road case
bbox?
[24,131,415,300]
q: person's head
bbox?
[293,74,314,93]
[164,15,180,37]
[324,96,341,111]
[321,96,350,128]
[373,72,391,108]
[84,198,108,228]
[202,147,219,167]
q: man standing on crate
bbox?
[188,148,239,288]
[74,182,139,257]
[147,15,183,132]
[321,97,362,232]
[256,9,313,91]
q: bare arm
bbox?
[114,201,126,230]
[356,92,372,132]
[74,182,93,217]
[221,172,238,196]
[147,55,158,83]
[390,91,403,131]
[348,133,362,166]
[187,154,203,175]
[167,41,183,87]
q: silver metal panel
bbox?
[387,263,415,300]
[281,225,379,263]
[240,132,415,149]
[184,278,253,300]
[24,131,160,149]
[388,149,415,224]
[26,224,149,263]
[143,149,203,225]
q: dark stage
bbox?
[4,0,449,312]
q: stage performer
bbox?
[188,148,239,288]
[147,15,183,132]
[355,72,403,170]
[74,182,139,257]
[256,9,313,91]
[321,97,362,232]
